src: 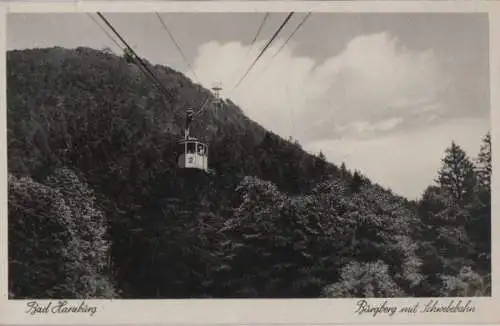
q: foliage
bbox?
[475,132,491,190]
[441,266,490,297]
[9,173,75,298]
[7,47,491,298]
[8,171,116,299]
[417,136,491,296]
[322,261,405,298]
[436,142,476,205]
[44,167,116,298]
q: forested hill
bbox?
[7,47,491,299]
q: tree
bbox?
[340,162,348,179]
[8,172,116,299]
[310,151,328,182]
[216,176,286,297]
[441,266,490,296]
[321,260,405,298]
[350,171,364,193]
[436,142,476,205]
[318,151,326,161]
[9,173,75,298]
[475,132,491,190]
[417,137,492,296]
[44,167,116,298]
[469,132,491,273]
[102,47,114,55]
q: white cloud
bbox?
[304,117,489,199]
[191,32,449,139]
[337,117,404,137]
[191,38,317,137]
[189,31,488,199]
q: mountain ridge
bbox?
[7,46,490,299]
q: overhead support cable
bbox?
[87,13,123,52]
[89,13,168,97]
[260,12,312,73]
[155,12,199,83]
[96,12,173,101]
[249,13,271,47]
[231,12,295,92]
[227,12,271,86]
[192,95,213,120]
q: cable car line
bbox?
[192,96,212,119]
[87,13,123,52]
[96,12,173,101]
[254,12,311,142]
[154,13,227,123]
[155,12,199,83]
[86,13,216,174]
[275,12,311,141]
[200,14,272,118]
[228,12,271,86]
[260,12,312,73]
[155,13,226,118]
[100,14,210,126]
[249,13,271,47]
[96,12,168,98]
[92,12,296,174]
[231,12,295,92]
[88,13,169,98]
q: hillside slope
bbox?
[7,47,490,298]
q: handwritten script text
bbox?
[354,299,476,317]
[25,300,97,316]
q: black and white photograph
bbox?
[5,6,493,305]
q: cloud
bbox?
[305,117,489,199]
[190,39,317,137]
[191,32,450,140]
[189,31,488,199]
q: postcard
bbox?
[0,0,498,325]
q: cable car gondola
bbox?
[177,108,209,172]
[177,137,208,172]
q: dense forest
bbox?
[7,47,491,299]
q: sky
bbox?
[7,12,490,199]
